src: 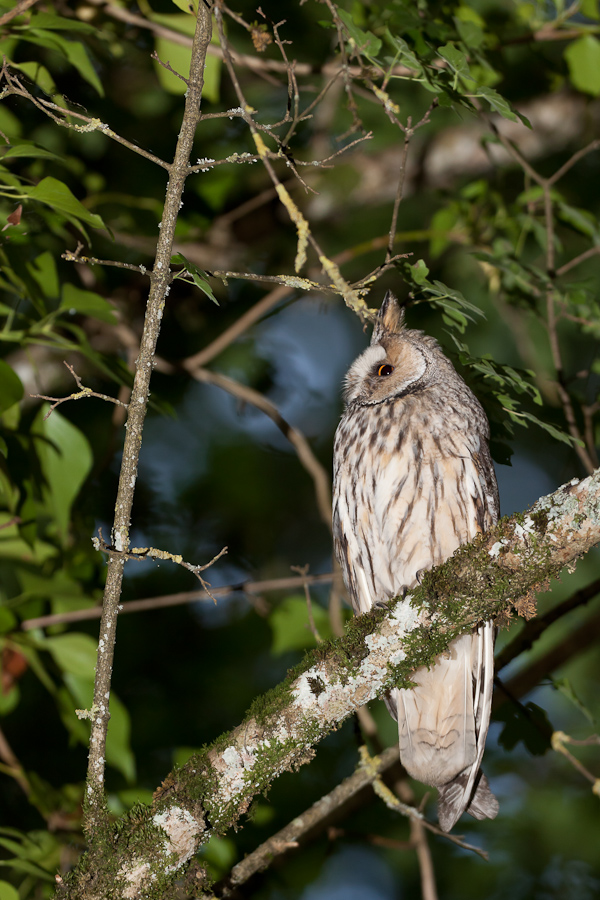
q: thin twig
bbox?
[547,138,600,186]
[62,247,150,275]
[555,245,600,278]
[0,64,169,171]
[291,564,322,643]
[495,577,600,672]
[30,362,129,419]
[20,572,335,631]
[365,746,488,859]
[213,4,368,317]
[0,726,29,797]
[494,608,600,707]
[485,114,597,474]
[551,731,600,793]
[186,365,333,532]
[217,744,480,897]
[93,529,227,603]
[387,127,412,262]
[183,284,291,370]
[0,0,40,25]
[393,777,438,900]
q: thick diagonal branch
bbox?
[59,469,600,900]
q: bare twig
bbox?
[186,365,333,532]
[0,0,40,25]
[62,247,150,275]
[387,129,412,262]
[0,726,29,797]
[82,0,420,80]
[485,116,598,474]
[291,564,322,643]
[92,530,227,603]
[494,607,600,707]
[183,284,291,370]
[551,731,600,794]
[547,138,600,186]
[495,577,600,672]
[20,572,335,631]
[217,744,477,898]
[30,362,129,419]
[0,63,169,170]
[555,245,600,278]
[213,4,369,318]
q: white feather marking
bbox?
[343,346,386,402]
[461,622,495,807]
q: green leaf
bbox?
[43,633,97,678]
[2,136,60,161]
[0,879,19,900]
[438,43,473,81]
[170,0,197,11]
[429,281,486,319]
[476,85,519,122]
[581,0,600,18]
[0,361,23,414]
[200,835,237,879]
[0,684,20,716]
[28,11,97,32]
[60,283,118,324]
[564,35,600,96]
[0,859,54,881]
[410,258,430,285]
[337,9,382,58]
[32,407,93,546]
[551,677,596,724]
[270,595,332,655]
[27,251,59,299]
[8,61,57,96]
[496,701,552,755]
[512,410,579,446]
[171,253,219,304]
[455,17,485,50]
[384,31,423,75]
[25,28,103,95]
[25,177,106,232]
[151,13,221,101]
[556,201,599,239]
[0,607,17,633]
[429,204,460,258]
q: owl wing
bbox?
[332,482,376,615]
[392,442,499,831]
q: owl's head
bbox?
[343,291,449,406]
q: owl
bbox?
[332,291,499,832]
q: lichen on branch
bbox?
[59,468,600,899]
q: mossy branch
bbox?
[57,468,600,900]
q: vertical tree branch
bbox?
[485,118,597,475]
[83,0,213,842]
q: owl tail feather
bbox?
[437,770,499,833]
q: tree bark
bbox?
[58,468,600,900]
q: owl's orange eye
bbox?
[377,364,395,377]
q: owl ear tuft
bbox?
[371,291,405,345]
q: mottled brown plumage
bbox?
[333,292,499,832]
